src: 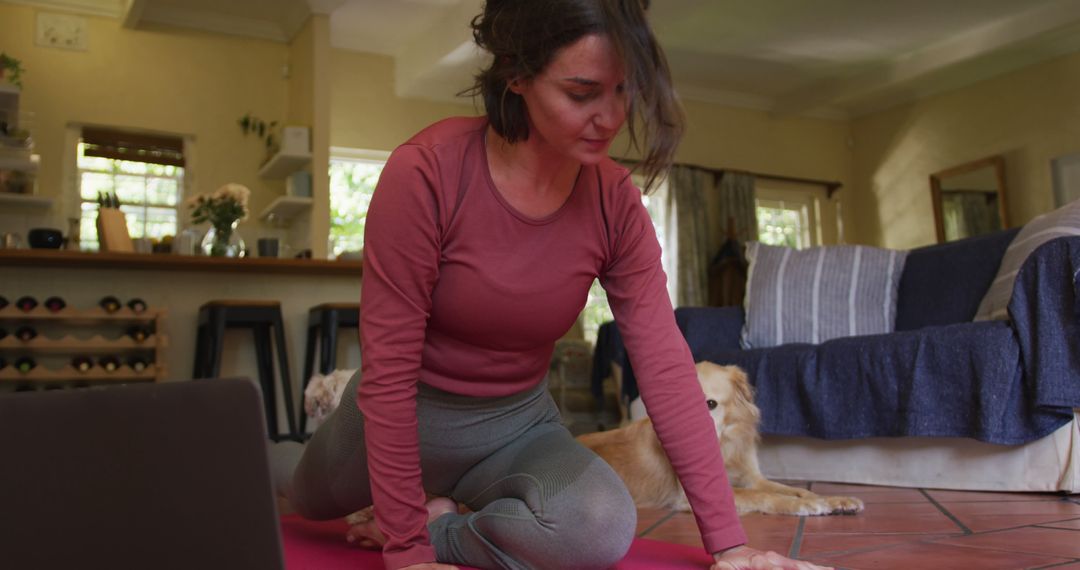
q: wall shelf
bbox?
[259,196,312,223]
[258,150,311,180]
[0,154,39,172]
[0,192,51,208]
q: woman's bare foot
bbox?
[346,497,459,549]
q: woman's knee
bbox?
[543,463,637,568]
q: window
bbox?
[756,199,810,248]
[578,175,669,345]
[754,183,828,250]
[328,148,388,257]
[76,128,185,251]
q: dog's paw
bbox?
[824,495,864,515]
[790,495,864,516]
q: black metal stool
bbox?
[193,300,297,441]
[299,302,360,435]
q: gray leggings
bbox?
[270,371,636,570]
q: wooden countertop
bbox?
[0,248,364,276]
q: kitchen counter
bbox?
[1,248,365,438]
[0,248,363,275]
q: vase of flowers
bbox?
[188,183,250,257]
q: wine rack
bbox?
[0,302,167,388]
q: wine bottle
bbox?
[15,296,37,312]
[127,298,148,314]
[0,328,7,341]
[99,356,120,372]
[71,356,93,373]
[127,326,150,342]
[99,296,122,313]
[15,357,36,373]
[0,295,8,311]
[15,325,37,342]
[128,357,149,373]
[0,356,6,371]
[44,296,66,312]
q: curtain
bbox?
[715,171,758,242]
[704,171,756,307]
[664,165,712,307]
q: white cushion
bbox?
[974,198,1080,321]
[741,242,908,349]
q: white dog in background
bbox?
[303,368,355,430]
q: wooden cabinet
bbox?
[0,302,167,388]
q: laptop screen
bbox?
[0,379,285,570]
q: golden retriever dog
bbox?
[577,362,864,516]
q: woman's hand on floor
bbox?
[712,545,832,570]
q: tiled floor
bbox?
[637,482,1080,569]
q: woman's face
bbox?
[510,33,628,165]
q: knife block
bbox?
[96,207,134,252]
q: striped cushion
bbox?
[974,198,1080,321]
[741,242,908,349]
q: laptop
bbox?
[0,378,285,570]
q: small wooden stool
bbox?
[300,302,360,435]
[193,300,297,441]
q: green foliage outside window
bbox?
[756,206,804,248]
[328,158,383,257]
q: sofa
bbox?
[594,227,1080,492]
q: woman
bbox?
[274,1,831,569]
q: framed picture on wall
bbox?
[1051,152,1080,207]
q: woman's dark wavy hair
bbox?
[464,0,683,193]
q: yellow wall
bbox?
[850,50,1080,249]
[0,3,293,239]
[329,49,477,151]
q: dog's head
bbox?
[303,368,355,425]
[694,362,760,439]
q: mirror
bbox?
[930,155,1009,243]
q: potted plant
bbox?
[0,52,24,88]
[237,113,279,160]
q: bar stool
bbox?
[193,300,297,441]
[299,302,360,435]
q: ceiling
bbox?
[11,0,1080,118]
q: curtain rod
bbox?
[619,159,843,199]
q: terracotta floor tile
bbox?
[801,502,959,535]
[941,500,1080,532]
[812,541,1072,570]
[797,532,956,558]
[738,514,799,554]
[1039,517,1080,530]
[933,526,1080,558]
[642,511,705,548]
[633,486,1080,570]
[808,483,927,504]
[635,507,674,535]
[925,489,1061,502]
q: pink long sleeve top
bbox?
[358,116,748,569]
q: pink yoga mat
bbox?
[280,515,714,569]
